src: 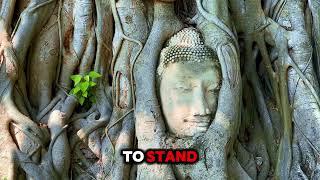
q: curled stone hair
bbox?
[157,27,221,81]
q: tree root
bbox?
[36,95,62,122]
[196,0,238,50]
[134,1,183,179]
[70,115,110,151]
[196,2,242,174]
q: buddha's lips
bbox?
[183,116,211,125]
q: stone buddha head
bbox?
[157,27,222,138]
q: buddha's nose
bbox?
[192,87,210,116]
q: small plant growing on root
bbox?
[70,71,102,106]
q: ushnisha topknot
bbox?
[157,27,220,79]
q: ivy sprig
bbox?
[70,71,102,105]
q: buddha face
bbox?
[159,59,221,138]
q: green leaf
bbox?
[90,81,96,87]
[80,82,90,92]
[70,86,81,95]
[74,86,81,94]
[84,75,90,82]
[70,72,101,106]
[89,71,102,79]
[83,91,88,98]
[70,75,82,85]
[79,96,85,105]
